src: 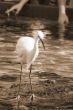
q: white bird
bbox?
[16,30,45,107]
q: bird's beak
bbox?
[38,36,45,50]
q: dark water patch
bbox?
[0,17,44,31]
[60,100,73,109]
[0,74,17,82]
[0,86,3,88]
[26,102,56,110]
[10,83,22,89]
[0,100,13,110]
[45,23,73,41]
[36,72,61,79]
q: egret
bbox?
[16,30,45,107]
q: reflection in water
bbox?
[0,18,73,109]
[58,24,66,42]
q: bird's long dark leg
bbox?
[29,64,32,93]
[29,64,33,101]
[17,64,22,109]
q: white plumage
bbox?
[16,30,45,105]
[16,36,38,68]
[16,30,45,68]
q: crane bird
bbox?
[16,30,45,106]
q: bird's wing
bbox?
[16,37,34,51]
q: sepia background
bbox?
[0,0,73,110]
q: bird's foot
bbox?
[17,95,21,101]
[28,93,35,103]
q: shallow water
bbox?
[0,17,73,110]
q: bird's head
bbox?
[37,30,45,50]
[37,30,44,39]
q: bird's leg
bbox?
[17,64,22,109]
[29,64,33,101]
[29,64,32,93]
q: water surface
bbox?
[0,17,73,110]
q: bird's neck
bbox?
[34,36,39,44]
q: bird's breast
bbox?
[16,36,39,66]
